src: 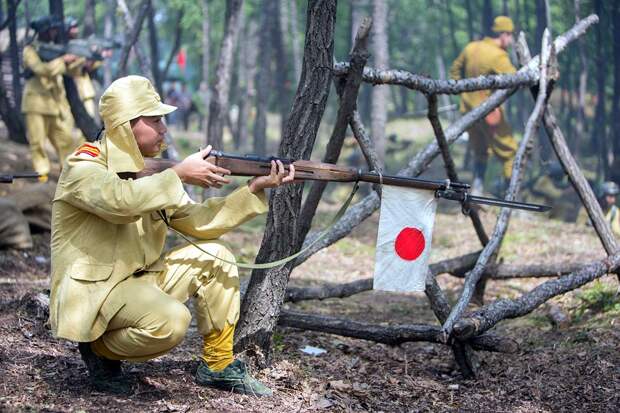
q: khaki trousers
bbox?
[25,111,76,176]
[466,110,517,179]
[92,240,240,362]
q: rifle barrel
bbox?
[357,172,470,191]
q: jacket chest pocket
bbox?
[69,262,114,282]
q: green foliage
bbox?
[573,281,620,320]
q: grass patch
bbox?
[573,281,620,321]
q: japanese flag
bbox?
[373,186,437,292]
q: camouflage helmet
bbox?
[600,181,619,197]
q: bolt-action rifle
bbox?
[35,37,121,63]
[135,151,550,213]
[0,172,40,184]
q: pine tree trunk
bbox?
[235,17,257,150]
[371,0,388,166]
[253,3,273,156]
[465,0,475,40]
[271,0,291,139]
[83,0,96,37]
[481,0,493,37]
[610,1,620,183]
[207,0,244,149]
[288,0,302,83]
[235,0,337,365]
[592,0,608,179]
[573,0,587,159]
[147,2,162,95]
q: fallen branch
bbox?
[452,252,620,339]
[278,310,518,353]
[442,29,555,337]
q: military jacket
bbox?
[50,140,268,342]
[450,37,517,112]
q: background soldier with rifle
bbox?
[21,15,83,183]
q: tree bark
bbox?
[252,2,273,156]
[592,0,608,179]
[206,0,244,150]
[83,0,96,37]
[2,0,26,144]
[271,0,291,139]
[235,0,337,365]
[297,17,371,243]
[117,0,152,78]
[611,1,620,183]
[147,1,162,94]
[481,0,493,37]
[234,19,257,151]
[370,0,388,166]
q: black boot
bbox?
[78,342,130,394]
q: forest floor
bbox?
[1,126,619,412]
[1,201,619,412]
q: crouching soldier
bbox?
[49,75,294,396]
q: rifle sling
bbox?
[158,182,359,270]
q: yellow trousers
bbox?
[25,111,76,176]
[467,110,517,179]
[92,240,240,363]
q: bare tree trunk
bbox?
[288,0,302,83]
[201,0,210,130]
[83,0,96,37]
[611,1,620,183]
[2,0,26,144]
[573,0,587,159]
[206,0,244,150]
[370,0,388,166]
[235,19,258,151]
[117,0,152,78]
[235,0,337,366]
[481,0,493,37]
[592,0,608,179]
[161,8,184,82]
[465,0,475,41]
[253,2,273,156]
[445,0,459,58]
[103,0,114,87]
[271,0,291,139]
[147,1,162,95]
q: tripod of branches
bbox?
[235,4,611,379]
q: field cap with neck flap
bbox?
[98,75,176,173]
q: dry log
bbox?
[278,310,518,353]
[546,303,570,329]
[292,16,598,268]
[442,30,555,337]
[452,252,620,339]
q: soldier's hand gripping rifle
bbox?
[0,173,40,184]
[137,151,550,213]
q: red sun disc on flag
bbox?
[394,227,425,261]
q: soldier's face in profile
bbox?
[499,32,514,49]
[606,195,616,207]
[131,116,167,157]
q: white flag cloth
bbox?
[373,185,437,292]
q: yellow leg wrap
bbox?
[202,322,235,372]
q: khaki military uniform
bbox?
[50,76,268,365]
[450,37,518,178]
[68,61,101,119]
[21,44,81,176]
[577,204,620,237]
[50,139,267,360]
